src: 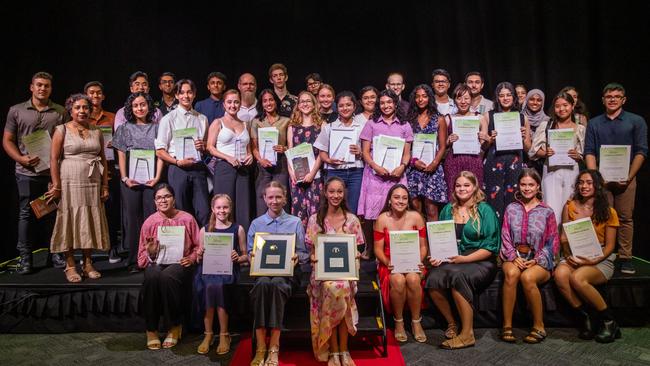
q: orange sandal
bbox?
[64,266,82,283]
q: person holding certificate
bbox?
[250,89,291,215]
[482,82,532,220]
[529,92,585,225]
[138,183,201,350]
[359,89,414,257]
[113,92,164,273]
[405,84,448,221]
[425,171,500,349]
[207,89,253,229]
[287,91,324,227]
[374,184,428,343]
[500,169,559,344]
[584,83,647,275]
[305,177,364,365]
[314,91,365,214]
[247,181,309,366]
[155,79,210,227]
[194,194,248,355]
[554,170,621,343]
[443,83,486,199]
[45,94,111,283]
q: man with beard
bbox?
[465,71,494,114]
[237,73,258,124]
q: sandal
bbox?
[250,347,266,366]
[264,347,279,366]
[523,328,547,344]
[146,331,161,350]
[82,261,101,279]
[444,322,458,339]
[340,351,356,366]
[197,331,213,354]
[64,266,82,283]
[328,352,341,366]
[440,335,475,350]
[216,332,231,355]
[162,325,182,348]
[393,318,407,342]
[411,317,427,343]
[501,327,516,343]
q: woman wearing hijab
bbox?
[522,89,550,175]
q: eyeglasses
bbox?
[155,194,173,201]
[604,95,624,100]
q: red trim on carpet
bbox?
[230,330,405,366]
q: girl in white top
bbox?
[207,89,254,228]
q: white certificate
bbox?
[258,127,279,165]
[547,128,576,167]
[173,127,200,160]
[599,145,631,182]
[156,226,185,265]
[22,129,52,173]
[202,232,234,275]
[129,149,156,184]
[329,127,357,163]
[388,230,421,273]
[372,135,405,172]
[99,126,114,161]
[562,217,604,260]
[285,142,320,182]
[426,220,459,262]
[412,133,437,165]
[494,112,523,151]
[451,116,481,155]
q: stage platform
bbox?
[1,252,648,334]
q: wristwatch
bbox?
[121,176,129,183]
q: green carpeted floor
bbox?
[2,327,650,365]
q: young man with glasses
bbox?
[155,72,178,116]
[584,83,647,274]
[431,68,456,115]
[305,73,322,96]
[114,71,164,130]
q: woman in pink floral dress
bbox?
[306,177,364,366]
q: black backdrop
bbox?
[2,0,649,261]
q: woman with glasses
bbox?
[138,183,201,350]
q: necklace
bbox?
[71,122,88,139]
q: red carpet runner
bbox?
[230,330,405,366]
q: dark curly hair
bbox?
[572,169,611,224]
[65,93,93,116]
[372,89,406,123]
[124,92,155,124]
[406,84,439,128]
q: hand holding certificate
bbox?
[547,128,576,167]
[173,127,200,160]
[99,126,114,161]
[599,145,631,182]
[156,226,185,265]
[372,135,405,173]
[129,149,156,184]
[412,133,437,165]
[250,233,296,277]
[285,143,319,182]
[389,230,422,273]
[258,127,280,165]
[314,234,358,280]
[451,116,481,155]
[329,127,357,163]
[202,232,234,275]
[494,112,523,151]
[426,220,459,262]
[562,218,603,260]
[22,129,52,173]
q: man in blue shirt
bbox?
[247,181,308,366]
[585,83,648,274]
[194,72,227,125]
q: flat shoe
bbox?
[501,327,516,343]
[64,266,82,283]
[197,331,213,354]
[440,336,475,350]
[162,325,182,348]
[216,333,231,355]
[523,328,546,344]
[146,332,161,350]
[250,348,266,366]
[445,323,458,339]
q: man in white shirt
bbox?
[431,69,456,115]
[155,79,210,226]
[465,71,494,114]
[237,73,258,124]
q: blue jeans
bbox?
[325,168,364,214]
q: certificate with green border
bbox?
[315,234,358,281]
[250,232,296,277]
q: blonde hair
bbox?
[289,91,323,127]
[207,194,233,231]
[451,171,485,232]
[263,180,287,198]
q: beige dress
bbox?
[50,124,110,253]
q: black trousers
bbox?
[142,263,193,331]
[120,182,155,265]
[15,173,54,256]
[213,159,251,230]
[105,164,121,250]
[250,275,297,329]
[167,164,210,227]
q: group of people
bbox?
[3,65,646,364]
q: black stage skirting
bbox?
[1,252,648,333]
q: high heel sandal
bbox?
[250,347,266,366]
[197,331,213,354]
[393,318,407,342]
[216,332,231,355]
[340,351,356,366]
[146,331,161,350]
[162,325,182,348]
[264,347,279,366]
[82,260,101,279]
[64,266,82,283]
[411,317,427,343]
[328,352,341,366]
